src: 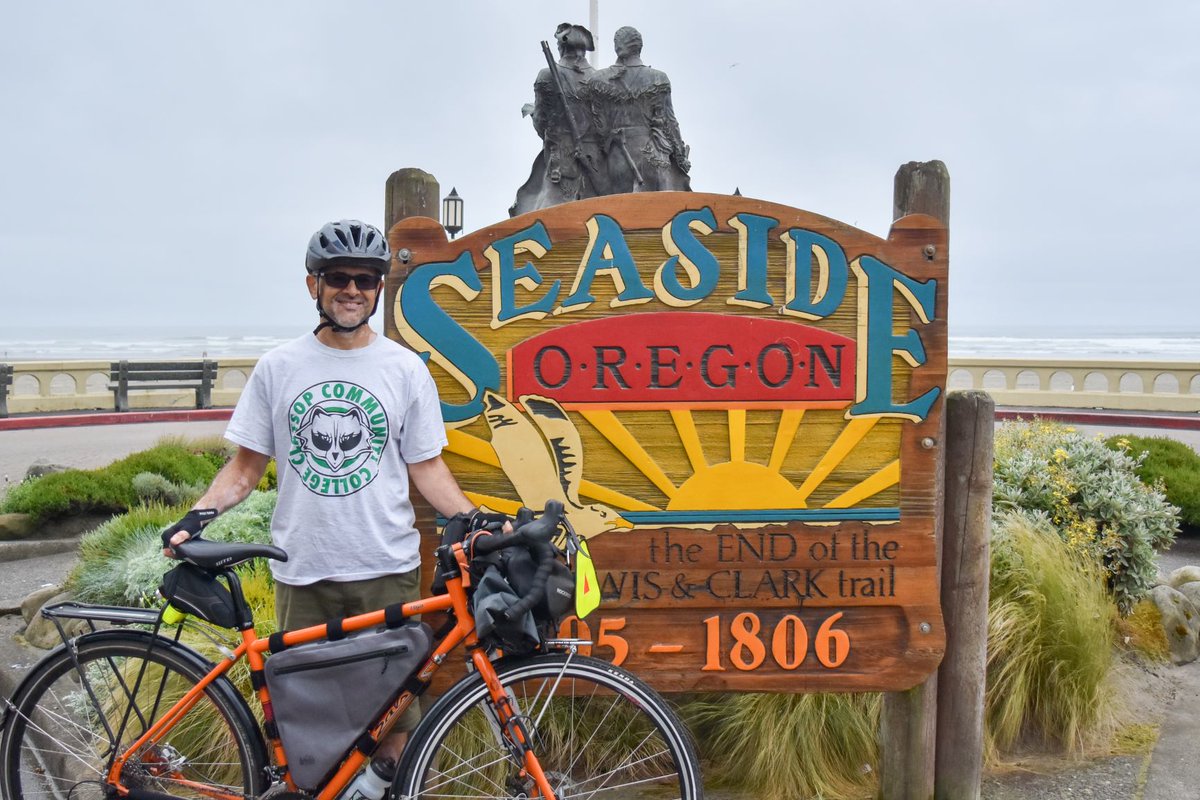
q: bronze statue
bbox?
[511,24,694,216]
[510,24,606,216]
[586,26,691,193]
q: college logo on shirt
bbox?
[287,381,389,497]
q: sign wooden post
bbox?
[935,390,993,799]
[387,189,949,695]
[880,160,949,800]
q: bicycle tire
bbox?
[1,630,268,800]
[394,653,703,799]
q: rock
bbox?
[19,584,62,623]
[38,513,111,541]
[1178,581,1200,613]
[24,460,69,481]
[21,592,87,650]
[0,514,36,541]
[1169,566,1200,589]
[1149,584,1200,665]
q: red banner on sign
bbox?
[507,312,856,408]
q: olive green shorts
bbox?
[275,569,423,732]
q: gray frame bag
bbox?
[263,623,433,789]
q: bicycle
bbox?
[0,499,702,800]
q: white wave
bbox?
[2,326,1196,364]
[950,334,1200,361]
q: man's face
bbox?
[307,266,382,329]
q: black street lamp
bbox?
[442,188,464,239]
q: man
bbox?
[586,26,692,193]
[510,23,605,215]
[162,219,480,775]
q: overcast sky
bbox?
[2,1,1196,336]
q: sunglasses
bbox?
[321,272,382,291]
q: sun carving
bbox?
[445,397,901,535]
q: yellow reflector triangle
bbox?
[575,539,601,619]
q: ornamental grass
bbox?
[985,511,1117,755]
[685,691,880,799]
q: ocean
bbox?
[0,325,1197,363]
[0,326,298,362]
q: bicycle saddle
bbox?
[174,538,288,570]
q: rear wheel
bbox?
[395,653,702,799]
[1,632,267,800]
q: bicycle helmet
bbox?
[305,219,391,277]
[306,220,391,335]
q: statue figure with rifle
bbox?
[510,23,606,216]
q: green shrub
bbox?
[70,491,277,609]
[158,434,235,472]
[131,472,205,507]
[70,506,181,605]
[0,469,126,521]
[993,421,1179,614]
[199,490,277,546]
[257,459,278,491]
[684,692,879,799]
[986,512,1116,755]
[0,440,226,523]
[1107,435,1200,529]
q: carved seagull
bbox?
[483,390,633,539]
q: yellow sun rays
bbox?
[577,410,679,499]
[795,417,881,503]
[445,429,656,512]
[671,410,707,473]
[445,410,898,514]
[729,410,746,462]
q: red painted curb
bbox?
[0,409,233,432]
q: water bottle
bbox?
[342,759,392,800]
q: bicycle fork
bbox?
[469,650,558,800]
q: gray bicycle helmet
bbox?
[305,219,391,277]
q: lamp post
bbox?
[442,188,464,239]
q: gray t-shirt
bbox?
[224,333,448,586]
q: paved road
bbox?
[0,419,231,497]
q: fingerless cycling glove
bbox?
[161,508,218,548]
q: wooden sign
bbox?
[388,192,947,692]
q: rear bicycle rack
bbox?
[41,601,162,627]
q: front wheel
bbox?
[1,631,268,800]
[395,652,702,799]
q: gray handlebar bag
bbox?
[474,565,539,653]
[263,623,432,789]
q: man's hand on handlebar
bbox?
[468,509,513,534]
[161,509,219,558]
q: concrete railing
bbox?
[947,358,1200,413]
[2,358,257,414]
[2,357,1198,415]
